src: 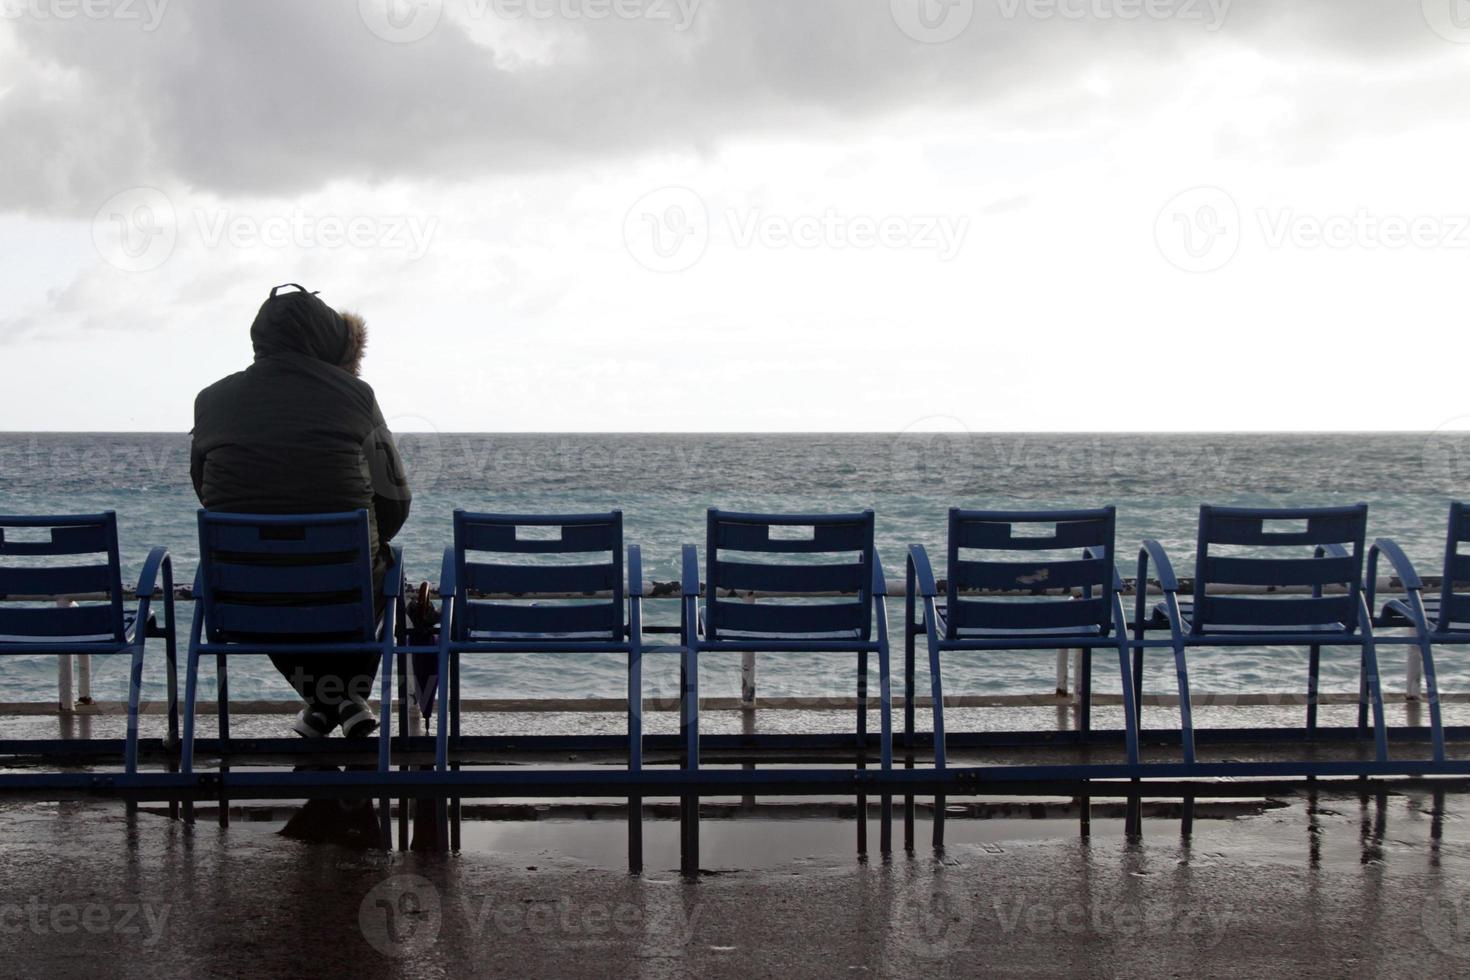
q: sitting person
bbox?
[190,284,411,737]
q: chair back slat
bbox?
[0,564,116,597]
[209,602,368,636]
[1197,595,1358,629]
[463,601,621,636]
[0,514,126,644]
[459,517,619,555]
[1438,502,1470,630]
[948,596,1109,632]
[1202,555,1359,589]
[713,560,866,594]
[0,604,118,640]
[454,511,624,641]
[197,511,377,643]
[709,599,867,635]
[1192,504,1367,635]
[705,510,874,639]
[945,507,1116,638]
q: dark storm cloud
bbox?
[0,0,1458,215]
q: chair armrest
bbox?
[681,544,700,598]
[1367,537,1422,610]
[436,546,456,599]
[1137,540,1180,593]
[133,546,170,601]
[1316,543,1350,560]
[907,544,938,598]
[627,544,644,598]
[382,545,405,598]
[871,548,888,597]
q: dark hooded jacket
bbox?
[190,286,410,576]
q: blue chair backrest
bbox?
[944,507,1117,638]
[196,510,377,642]
[0,513,126,643]
[704,510,875,640]
[1192,504,1367,634]
[1437,501,1470,629]
[453,511,625,640]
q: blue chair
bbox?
[433,511,644,775]
[0,512,176,774]
[680,509,892,865]
[182,511,402,778]
[1366,501,1470,763]
[1135,504,1386,764]
[905,507,1141,772]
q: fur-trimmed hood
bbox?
[250,283,366,375]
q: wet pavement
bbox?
[0,782,1467,978]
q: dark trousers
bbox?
[269,568,388,716]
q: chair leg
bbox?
[1132,645,1145,730]
[214,653,230,828]
[1078,647,1093,735]
[379,647,393,773]
[1170,642,1196,765]
[1359,639,1389,763]
[1307,644,1321,734]
[435,646,449,771]
[1116,643,1140,766]
[1418,637,1447,763]
[877,635,893,856]
[903,606,916,852]
[125,646,145,775]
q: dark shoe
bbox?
[293,707,334,738]
[337,695,379,738]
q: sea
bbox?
[1,431,1468,706]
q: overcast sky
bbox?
[1,0,1467,432]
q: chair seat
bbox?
[1157,600,1352,636]
[464,628,624,643]
[1379,596,1470,633]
